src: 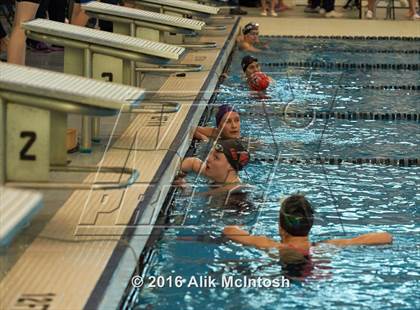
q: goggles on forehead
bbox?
[243,23,260,35]
[214,143,225,153]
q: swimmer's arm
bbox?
[223,225,281,249]
[239,41,261,53]
[255,40,269,49]
[323,232,393,246]
[194,127,216,141]
[181,157,206,175]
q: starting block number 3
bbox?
[6,103,50,182]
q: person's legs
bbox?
[0,22,7,38]
[322,0,335,12]
[260,0,268,15]
[98,0,119,32]
[35,0,49,18]
[48,0,67,22]
[269,0,277,15]
[408,0,420,18]
[228,0,247,14]
[276,0,290,11]
[310,0,320,8]
[7,1,39,65]
[365,0,374,18]
[47,0,67,49]
[0,23,8,53]
[26,0,50,51]
[320,0,343,16]
[71,1,89,26]
[367,0,374,11]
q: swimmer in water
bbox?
[194,104,264,150]
[174,139,250,195]
[194,104,240,142]
[237,23,269,52]
[241,55,273,83]
[223,194,393,254]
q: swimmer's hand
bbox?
[259,42,270,49]
[194,126,216,142]
[219,73,229,83]
[324,232,393,247]
[173,172,189,192]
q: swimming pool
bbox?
[121,37,419,309]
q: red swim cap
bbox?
[248,72,270,91]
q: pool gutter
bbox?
[86,18,241,310]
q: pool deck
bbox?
[0,11,419,310]
[0,17,240,310]
[241,17,420,37]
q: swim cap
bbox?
[215,104,237,127]
[248,72,270,91]
[242,22,259,35]
[241,55,258,72]
[279,195,314,237]
[214,139,250,171]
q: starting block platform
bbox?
[134,0,220,15]
[0,187,43,247]
[84,1,205,33]
[83,2,216,48]
[0,63,143,189]
[23,19,185,64]
[22,19,185,150]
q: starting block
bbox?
[22,19,185,151]
[0,63,143,189]
[131,0,226,31]
[83,2,216,47]
[0,186,43,247]
[83,2,208,80]
[133,0,220,16]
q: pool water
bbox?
[123,38,420,309]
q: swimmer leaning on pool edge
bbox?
[174,139,250,193]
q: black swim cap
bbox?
[280,195,314,237]
[214,139,250,171]
[241,55,258,72]
[242,22,259,35]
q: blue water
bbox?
[266,37,420,52]
[125,38,420,309]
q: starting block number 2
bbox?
[20,131,37,161]
[6,104,50,182]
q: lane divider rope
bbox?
[253,157,420,167]
[263,35,420,41]
[242,111,419,121]
[261,62,419,70]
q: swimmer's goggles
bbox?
[242,23,260,35]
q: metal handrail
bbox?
[178,42,217,49]
[202,25,226,31]
[206,16,235,23]
[6,165,139,190]
[131,101,180,113]
[135,64,202,73]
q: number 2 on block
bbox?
[20,131,37,161]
